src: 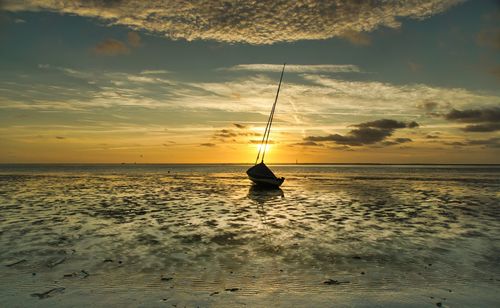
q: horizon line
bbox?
[1,162,499,166]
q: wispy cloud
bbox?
[445,137,500,148]
[213,127,260,141]
[140,70,169,75]
[233,123,247,129]
[340,31,372,46]
[476,28,500,51]
[38,64,92,79]
[301,74,500,112]
[466,137,500,148]
[92,38,130,56]
[2,0,464,44]
[225,64,361,73]
[380,138,413,147]
[290,141,323,147]
[3,66,500,129]
[127,31,141,48]
[416,101,439,112]
[91,32,142,56]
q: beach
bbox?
[1,164,499,307]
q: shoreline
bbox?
[1,163,500,166]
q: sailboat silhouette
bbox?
[246,63,286,188]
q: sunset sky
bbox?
[0,0,499,163]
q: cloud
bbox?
[300,75,499,114]
[330,145,354,151]
[476,28,500,51]
[444,107,500,123]
[445,137,500,148]
[2,0,463,44]
[380,138,412,147]
[214,129,238,139]
[340,30,371,46]
[127,31,141,47]
[462,123,500,132]
[395,137,413,143]
[233,123,246,129]
[4,65,500,135]
[408,121,420,128]
[305,128,391,146]
[92,38,130,56]
[444,107,500,132]
[91,33,141,57]
[356,119,410,129]
[140,70,169,75]
[417,101,439,112]
[214,128,259,139]
[225,64,361,73]
[205,126,263,146]
[126,75,172,85]
[467,137,500,148]
[304,119,418,146]
[37,63,92,79]
[200,143,216,147]
[426,134,440,139]
[290,141,323,147]
[444,141,467,147]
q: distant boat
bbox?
[246,63,286,188]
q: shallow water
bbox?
[1,164,499,307]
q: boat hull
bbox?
[248,175,285,188]
[246,162,285,188]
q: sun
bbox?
[255,143,273,153]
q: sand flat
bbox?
[1,164,499,307]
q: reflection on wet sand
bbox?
[247,186,285,245]
[247,185,284,204]
[0,165,499,306]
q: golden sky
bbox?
[0,1,499,163]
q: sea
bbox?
[1,164,499,307]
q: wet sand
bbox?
[1,165,499,307]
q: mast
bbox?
[255,63,286,164]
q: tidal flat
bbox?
[0,164,499,307]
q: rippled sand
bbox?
[1,165,499,307]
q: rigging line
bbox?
[255,95,275,164]
[256,88,278,164]
[261,64,285,163]
[254,63,285,165]
[260,97,277,162]
[261,63,285,163]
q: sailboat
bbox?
[246,63,286,188]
